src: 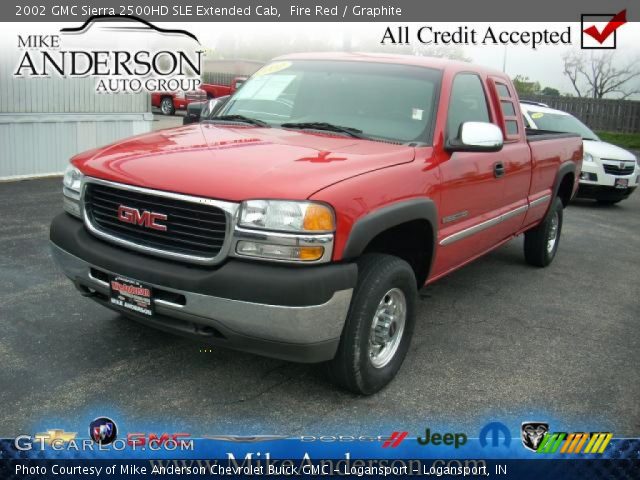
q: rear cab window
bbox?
[488,77,522,141]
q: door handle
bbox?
[494,162,505,178]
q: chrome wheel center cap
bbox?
[368,288,407,369]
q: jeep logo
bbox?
[117,205,167,231]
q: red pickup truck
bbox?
[200,76,247,99]
[150,89,207,116]
[152,77,247,115]
[51,53,582,394]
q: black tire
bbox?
[160,96,175,116]
[524,197,563,267]
[327,254,417,395]
[596,199,621,205]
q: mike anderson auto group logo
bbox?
[13,15,203,93]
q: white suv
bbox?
[521,102,638,205]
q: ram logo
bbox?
[117,205,167,231]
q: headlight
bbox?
[63,164,83,191]
[238,200,335,233]
[235,200,335,263]
[583,152,594,163]
[62,164,84,218]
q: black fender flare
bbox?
[341,198,438,269]
[552,160,578,204]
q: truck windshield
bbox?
[529,111,599,141]
[218,60,442,144]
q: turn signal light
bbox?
[303,204,335,231]
[236,241,325,262]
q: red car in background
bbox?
[151,90,207,115]
[200,76,248,99]
[152,77,248,115]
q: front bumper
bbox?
[50,213,356,363]
[576,184,637,202]
[578,161,639,187]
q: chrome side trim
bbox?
[50,243,352,344]
[501,204,529,221]
[442,210,469,224]
[231,227,334,264]
[439,203,529,246]
[529,194,551,208]
[440,215,503,246]
[80,177,239,266]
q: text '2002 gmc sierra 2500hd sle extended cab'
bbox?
[51,53,583,394]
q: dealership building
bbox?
[0,49,153,180]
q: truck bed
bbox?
[525,128,583,212]
[526,128,581,142]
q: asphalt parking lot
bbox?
[1,175,638,439]
[151,109,184,130]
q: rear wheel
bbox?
[327,254,417,395]
[160,97,175,116]
[524,197,563,267]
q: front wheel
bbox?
[327,254,417,395]
[160,97,175,116]
[524,197,563,267]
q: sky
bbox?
[2,21,639,98]
[189,21,640,99]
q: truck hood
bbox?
[584,139,637,161]
[72,124,415,201]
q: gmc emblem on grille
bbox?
[117,205,167,231]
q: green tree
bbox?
[541,87,560,96]
[512,75,541,97]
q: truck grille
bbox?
[602,163,635,176]
[84,182,227,261]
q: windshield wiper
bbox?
[281,122,366,139]
[208,115,270,127]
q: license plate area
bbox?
[109,275,154,316]
[615,178,629,189]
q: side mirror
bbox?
[183,97,231,125]
[183,101,205,125]
[447,121,504,152]
[203,96,230,119]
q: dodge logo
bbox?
[117,205,167,231]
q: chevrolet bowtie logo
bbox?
[34,429,77,444]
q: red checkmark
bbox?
[583,9,627,44]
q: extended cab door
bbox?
[487,78,532,238]
[432,72,517,278]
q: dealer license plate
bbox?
[109,275,154,317]
[615,178,629,189]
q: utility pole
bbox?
[343,31,352,52]
[502,46,507,73]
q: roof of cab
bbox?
[273,51,509,79]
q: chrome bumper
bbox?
[50,243,352,347]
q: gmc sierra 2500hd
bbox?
[51,53,583,394]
